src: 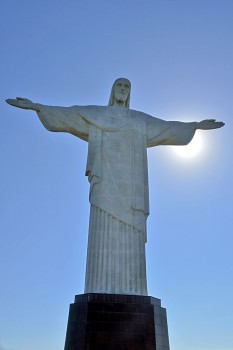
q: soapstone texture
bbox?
[84,205,148,295]
[7,79,202,296]
[35,79,197,295]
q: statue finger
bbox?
[6,98,18,105]
[16,97,26,101]
[216,122,225,127]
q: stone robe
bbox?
[37,104,196,295]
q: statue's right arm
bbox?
[6,98,90,140]
[6,98,40,112]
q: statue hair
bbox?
[108,78,131,108]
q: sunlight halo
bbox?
[171,132,204,158]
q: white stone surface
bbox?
[6,78,224,296]
[84,205,148,295]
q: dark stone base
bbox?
[64,293,170,350]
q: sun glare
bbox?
[172,132,204,158]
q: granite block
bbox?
[64,293,170,350]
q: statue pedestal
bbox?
[64,293,170,350]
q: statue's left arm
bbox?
[146,116,224,147]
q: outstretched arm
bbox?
[196,119,225,130]
[6,97,40,112]
[6,97,90,141]
[146,116,225,148]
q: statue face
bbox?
[113,79,130,104]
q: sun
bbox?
[171,132,204,158]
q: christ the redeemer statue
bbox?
[6,78,224,296]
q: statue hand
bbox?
[6,97,39,112]
[197,119,225,130]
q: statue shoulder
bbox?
[129,108,154,122]
[131,108,167,124]
[70,105,106,112]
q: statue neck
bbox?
[112,99,126,108]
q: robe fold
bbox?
[37,104,196,295]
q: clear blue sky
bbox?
[1,1,232,349]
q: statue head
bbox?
[108,78,131,108]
